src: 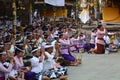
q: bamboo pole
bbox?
[29,0,33,25]
[43,2,46,24]
[53,6,56,22]
[76,0,78,27]
[12,0,17,39]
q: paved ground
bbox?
[52,51,120,80]
[60,26,120,80]
[67,51,120,80]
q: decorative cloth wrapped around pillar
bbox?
[81,0,87,8]
[79,9,90,24]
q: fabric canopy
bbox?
[44,0,65,6]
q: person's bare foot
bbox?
[88,48,95,53]
[77,59,82,64]
[69,62,78,66]
[59,76,67,80]
[42,76,50,80]
[8,75,16,80]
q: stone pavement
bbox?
[52,51,120,80]
[82,24,120,32]
[67,51,120,80]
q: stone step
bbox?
[82,24,120,32]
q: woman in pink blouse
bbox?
[0,50,14,80]
[14,46,25,71]
[70,33,79,52]
[90,28,97,49]
[14,46,36,80]
[90,24,107,54]
[59,34,80,66]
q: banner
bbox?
[79,9,90,24]
[44,0,65,6]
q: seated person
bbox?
[59,34,80,66]
[51,37,72,66]
[9,46,36,80]
[30,47,50,80]
[113,35,120,48]
[0,50,14,80]
[107,34,119,52]
[104,34,110,48]
[43,44,67,80]
[70,33,79,52]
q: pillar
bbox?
[29,0,33,25]
[12,0,17,39]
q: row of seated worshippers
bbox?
[0,24,87,80]
[0,44,68,80]
[104,32,120,52]
[88,26,120,54]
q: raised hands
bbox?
[9,53,15,64]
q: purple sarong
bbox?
[24,72,36,80]
[0,77,5,80]
[62,54,75,62]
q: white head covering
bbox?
[0,51,6,55]
[31,47,41,54]
[44,44,53,49]
[15,46,25,53]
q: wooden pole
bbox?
[94,0,98,19]
[63,7,65,22]
[53,6,56,22]
[29,0,33,25]
[76,0,78,26]
[12,0,17,39]
[44,2,46,24]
